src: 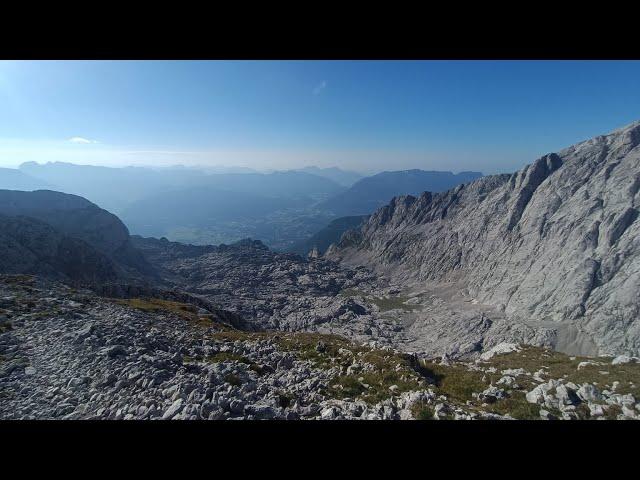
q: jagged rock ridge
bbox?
[327,121,640,357]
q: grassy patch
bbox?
[415,358,540,418]
[113,297,197,318]
[411,401,434,420]
[209,331,357,370]
[370,296,418,312]
[275,332,351,351]
[419,360,487,404]
[0,274,35,285]
[111,297,230,329]
[339,288,366,298]
[167,327,640,419]
[485,391,540,420]
[183,350,269,376]
[329,370,424,404]
[30,309,61,320]
[328,348,427,404]
[206,352,248,363]
[339,288,419,312]
[230,331,429,405]
[275,332,354,368]
[210,330,271,342]
[480,346,640,396]
[207,352,267,375]
[482,347,592,378]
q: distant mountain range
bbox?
[293,166,363,187]
[6,162,482,251]
[19,162,191,213]
[18,162,346,214]
[0,168,51,191]
[317,169,483,217]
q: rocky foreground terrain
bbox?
[1,274,639,420]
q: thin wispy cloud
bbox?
[312,80,327,96]
[68,136,99,144]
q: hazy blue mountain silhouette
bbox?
[293,166,363,187]
[20,162,345,213]
[318,169,483,216]
[0,168,51,191]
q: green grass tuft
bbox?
[411,401,435,420]
[419,360,486,403]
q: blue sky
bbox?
[0,60,639,174]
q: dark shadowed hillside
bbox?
[0,214,120,284]
[0,189,155,282]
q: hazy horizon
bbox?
[1,159,487,178]
[2,60,640,175]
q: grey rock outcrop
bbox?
[131,236,380,333]
[327,121,640,357]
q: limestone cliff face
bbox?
[327,121,640,356]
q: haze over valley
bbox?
[4,161,481,252]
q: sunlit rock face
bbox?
[328,121,640,357]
